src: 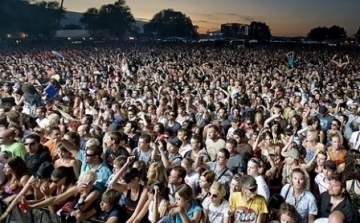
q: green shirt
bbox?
[0,141,27,159]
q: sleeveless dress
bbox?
[328,149,345,165]
[124,185,148,223]
[348,180,360,211]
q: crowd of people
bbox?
[0,41,359,223]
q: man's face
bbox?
[207,128,217,140]
[190,139,200,150]
[24,138,39,154]
[124,123,132,134]
[168,170,179,185]
[85,148,97,164]
[216,152,227,166]
[247,159,259,177]
[138,139,148,150]
[51,130,61,140]
[328,180,343,196]
[35,109,44,118]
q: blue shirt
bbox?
[78,150,111,196]
[175,201,202,223]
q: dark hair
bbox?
[171,166,186,183]
[123,168,140,184]
[64,132,81,147]
[6,157,29,181]
[52,166,77,187]
[148,181,169,200]
[108,131,122,144]
[219,148,230,160]
[329,173,345,188]
[24,134,41,143]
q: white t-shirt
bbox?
[179,143,192,157]
[255,175,270,202]
[314,173,329,194]
[202,197,229,223]
[36,117,49,129]
[349,131,360,150]
[185,171,200,196]
[148,199,166,222]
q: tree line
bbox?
[0,0,349,40]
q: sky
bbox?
[57,0,360,37]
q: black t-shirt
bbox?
[128,134,140,150]
[104,147,130,168]
[98,205,122,221]
[25,146,52,175]
[318,191,359,223]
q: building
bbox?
[220,23,249,39]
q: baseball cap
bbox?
[34,162,54,179]
[231,117,241,123]
[169,137,182,148]
[281,149,300,160]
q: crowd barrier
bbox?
[0,205,106,223]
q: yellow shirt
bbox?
[229,192,268,223]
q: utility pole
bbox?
[57,0,64,27]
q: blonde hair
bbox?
[47,114,60,127]
[210,181,226,198]
[306,127,318,141]
[78,171,97,185]
[289,168,310,190]
[86,138,100,148]
[147,162,168,186]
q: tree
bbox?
[307,27,328,41]
[0,0,64,37]
[248,21,271,41]
[327,25,347,39]
[80,0,136,37]
[307,26,347,41]
[144,9,198,39]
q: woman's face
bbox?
[174,192,187,208]
[230,179,240,194]
[331,136,341,149]
[209,188,222,203]
[50,175,65,186]
[316,154,326,166]
[58,149,70,159]
[147,167,155,179]
[3,164,13,175]
[280,213,296,223]
[199,176,210,188]
[292,172,305,189]
[306,132,316,141]
[112,164,121,174]
[322,167,334,180]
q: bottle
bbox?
[19,201,27,213]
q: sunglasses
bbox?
[250,158,260,166]
[210,193,218,198]
[24,142,36,146]
[245,185,258,193]
[85,153,96,157]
